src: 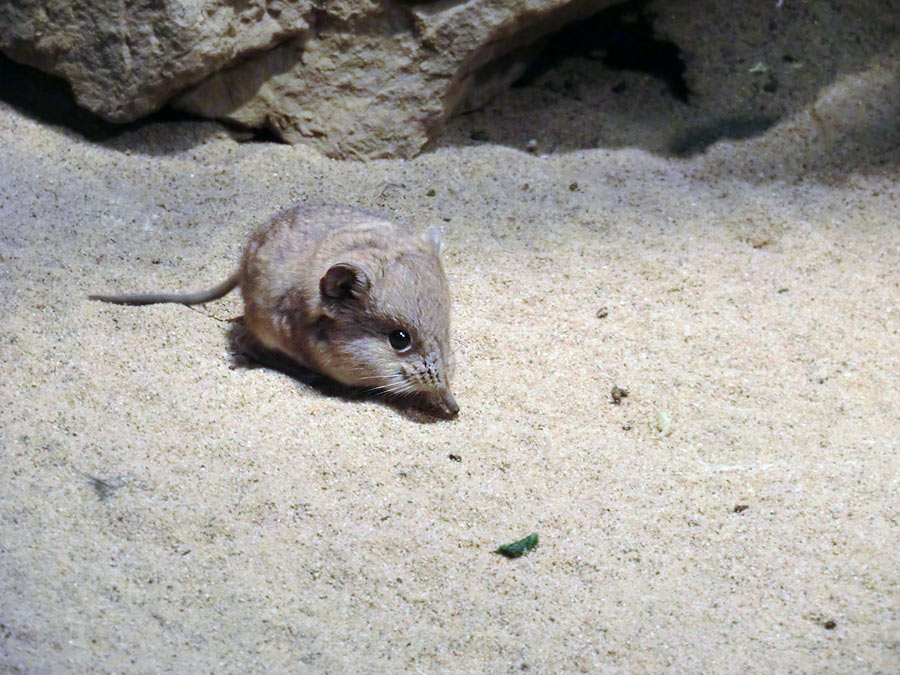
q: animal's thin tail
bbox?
[89,271,240,306]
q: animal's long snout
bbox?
[437,392,460,419]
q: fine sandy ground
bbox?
[2,1,899,672]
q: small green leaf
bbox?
[494,532,539,558]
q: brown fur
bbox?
[90,204,458,417]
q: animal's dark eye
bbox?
[389,329,411,351]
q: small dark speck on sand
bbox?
[733,504,749,513]
[495,533,539,558]
[87,475,124,500]
[611,386,629,404]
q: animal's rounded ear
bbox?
[320,263,370,303]
[422,226,443,256]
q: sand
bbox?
[2,1,899,671]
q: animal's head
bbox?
[316,227,458,417]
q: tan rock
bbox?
[0,0,312,121]
[176,0,611,158]
[0,0,614,158]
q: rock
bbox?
[176,0,613,159]
[0,0,312,121]
[0,0,615,158]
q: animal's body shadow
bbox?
[226,318,449,423]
